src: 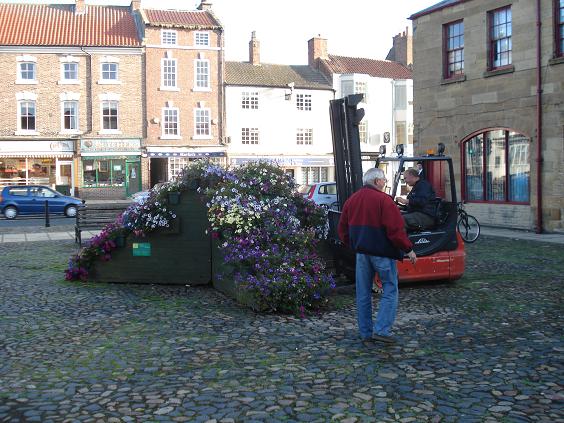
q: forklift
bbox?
[327,94,465,283]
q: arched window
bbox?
[462,129,530,203]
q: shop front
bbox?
[144,146,227,186]
[79,139,141,200]
[0,140,75,194]
[229,155,335,187]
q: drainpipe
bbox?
[535,0,543,233]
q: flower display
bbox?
[66,159,335,315]
[180,160,335,314]
[65,182,179,281]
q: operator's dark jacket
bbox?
[338,185,413,260]
[406,179,436,217]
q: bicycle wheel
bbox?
[457,214,480,243]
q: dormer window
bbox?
[161,30,177,46]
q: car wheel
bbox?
[3,206,17,220]
[65,205,78,218]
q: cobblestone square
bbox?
[0,236,562,422]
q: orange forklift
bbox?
[327,94,465,283]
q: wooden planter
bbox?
[90,189,211,285]
[211,240,265,311]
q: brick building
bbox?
[139,1,225,187]
[410,0,563,232]
[0,0,144,200]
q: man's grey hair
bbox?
[363,168,386,186]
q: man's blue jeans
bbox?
[355,253,399,339]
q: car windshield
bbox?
[298,184,314,194]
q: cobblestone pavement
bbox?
[0,237,562,422]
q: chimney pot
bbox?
[75,0,86,15]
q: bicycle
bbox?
[457,202,480,243]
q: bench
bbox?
[75,204,129,245]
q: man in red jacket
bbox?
[338,168,416,345]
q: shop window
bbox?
[82,158,126,187]
[463,129,529,203]
[301,167,328,185]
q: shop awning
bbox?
[230,156,334,166]
[146,146,226,158]
[0,152,73,158]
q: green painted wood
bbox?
[91,189,212,285]
[211,240,264,311]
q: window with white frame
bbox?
[296,128,313,145]
[359,121,368,143]
[296,94,312,111]
[161,30,177,46]
[101,62,118,81]
[62,62,78,82]
[194,108,210,137]
[355,81,368,102]
[162,107,179,136]
[19,62,36,82]
[18,100,36,131]
[195,59,210,89]
[195,32,210,46]
[102,100,118,130]
[63,101,78,131]
[301,167,328,185]
[161,58,177,88]
[241,128,259,144]
[241,91,259,109]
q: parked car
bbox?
[0,185,84,219]
[299,181,338,207]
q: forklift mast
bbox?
[329,94,365,208]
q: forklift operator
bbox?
[395,168,436,231]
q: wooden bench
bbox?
[75,204,129,245]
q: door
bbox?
[125,160,141,197]
[56,160,74,196]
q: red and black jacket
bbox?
[338,185,413,260]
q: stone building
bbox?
[410,0,563,232]
[139,1,225,187]
[0,0,144,200]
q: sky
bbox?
[3,0,435,64]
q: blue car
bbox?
[0,185,84,219]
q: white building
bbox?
[224,32,335,185]
[308,36,414,162]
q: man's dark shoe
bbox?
[372,334,396,344]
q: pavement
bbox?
[2,222,564,244]
[0,233,562,422]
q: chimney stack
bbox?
[198,1,212,11]
[387,26,412,67]
[75,0,86,15]
[249,31,260,65]
[308,35,328,69]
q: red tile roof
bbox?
[322,54,412,80]
[143,9,221,29]
[0,3,141,47]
